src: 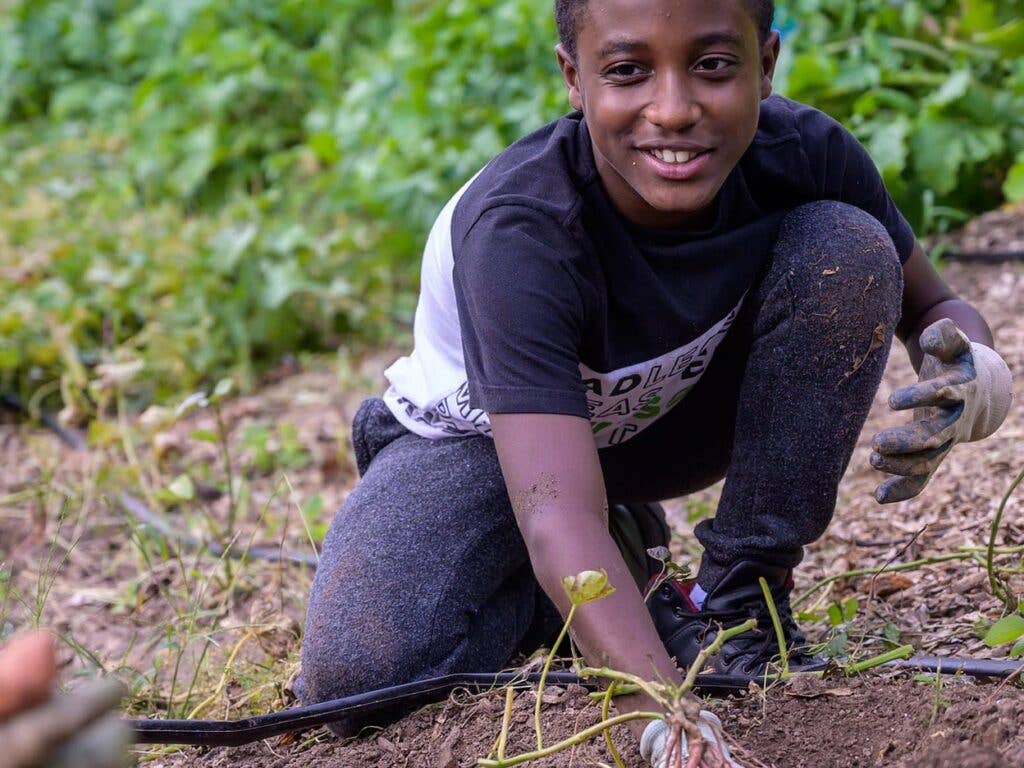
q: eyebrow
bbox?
[596,30,744,60]
[692,31,744,49]
[596,39,649,59]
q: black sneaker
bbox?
[647,561,825,677]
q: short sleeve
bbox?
[453,204,590,417]
[799,111,917,264]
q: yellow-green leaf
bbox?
[562,569,616,606]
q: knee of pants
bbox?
[773,201,904,326]
[298,584,409,705]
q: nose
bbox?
[645,71,701,130]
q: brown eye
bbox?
[605,63,645,79]
[695,57,734,73]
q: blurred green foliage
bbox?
[777,0,1024,233]
[0,0,1022,410]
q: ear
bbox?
[555,43,584,112]
[759,30,781,99]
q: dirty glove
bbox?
[0,633,133,768]
[641,711,740,768]
[872,318,1013,504]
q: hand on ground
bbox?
[0,631,133,768]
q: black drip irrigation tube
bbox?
[943,249,1024,263]
[0,392,86,450]
[129,657,1024,747]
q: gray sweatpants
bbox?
[297,201,903,720]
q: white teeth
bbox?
[650,149,698,164]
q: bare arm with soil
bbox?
[490,412,682,743]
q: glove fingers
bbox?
[0,679,126,768]
[920,318,971,363]
[47,715,133,768]
[870,440,952,477]
[874,474,930,504]
[888,371,972,411]
[872,405,962,454]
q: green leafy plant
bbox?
[777,0,1024,233]
[2,0,1022,411]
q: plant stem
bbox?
[214,403,237,539]
[186,631,254,719]
[759,577,789,678]
[845,644,914,674]
[497,686,514,760]
[478,710,663,768]
[793,552,981,607]
[535,603,576,750]
[680,619,757,692]
[601,685,627,768]
[578,666,666,705]
[987,465,1024,613]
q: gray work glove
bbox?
[640,711,740,768]
[0,633,133,768]
[872,318,1013,504]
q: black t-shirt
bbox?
[382,94,915,448]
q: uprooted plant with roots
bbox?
[478,568,756,768]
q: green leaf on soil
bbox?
[983,614,1024,647]
[167,474,195,501]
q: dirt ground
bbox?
[2,204,1024,767]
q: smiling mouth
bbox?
[644,148,710,165]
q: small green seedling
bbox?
[644,547,691,603]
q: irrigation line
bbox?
[128,656,1024,747]
[121,492,318,568]
[944,250,1024,264]
[0,391,86,450]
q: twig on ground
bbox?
[986,661,1024,702]
[868,525,928,603]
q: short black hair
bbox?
[555,0,775,61]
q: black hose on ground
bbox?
[0,391,86,450]
[944,250,1024,263]
[121,493,319,568]
[128,657,1024,747]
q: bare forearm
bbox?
[902,298,993,370]
[526,510,681,728]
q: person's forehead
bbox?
[579,0,756,51]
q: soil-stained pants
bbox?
[297,201,904,723]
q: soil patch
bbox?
[721,675,1024,768]
[147,674,1024,768]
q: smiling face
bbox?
[556,0,780,230]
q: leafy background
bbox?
[0,0,1021,411]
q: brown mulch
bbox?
[931,200,1024,254]
[3,207,1024,767]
